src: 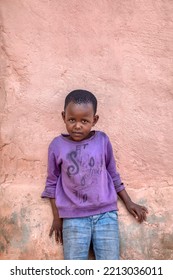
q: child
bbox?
[41,89,148,260]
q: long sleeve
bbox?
[41,144,61,198]
[106,138,125,193]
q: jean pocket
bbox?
[107,210,118,220]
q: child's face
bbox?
[62,101,99,141]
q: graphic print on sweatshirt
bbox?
[65,143,104,204]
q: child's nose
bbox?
[75,122,81,129]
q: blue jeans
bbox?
[63,211,119,260]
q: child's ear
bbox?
[93,115,99,126]
[61,111,65,122]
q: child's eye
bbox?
[82,120,88,124]
[69,119,75,123]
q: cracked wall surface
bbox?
[0,0,173,259]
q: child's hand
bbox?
[49,218,63,244]
[118,189,148,223]
[125,201,148,223]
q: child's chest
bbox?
[60,141,105,176]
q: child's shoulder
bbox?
[96,130,109,141]
[48,134,63,148]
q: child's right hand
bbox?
[49,218,63,244]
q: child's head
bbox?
[62,89,99,141]
[64,89,97,114]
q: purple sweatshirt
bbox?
[41,131,125,218]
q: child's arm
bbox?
[41,142,62,243]
[49,198,63,244]
[105,136,148,222]
[118,189,148,223]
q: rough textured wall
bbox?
[0,0,173,259]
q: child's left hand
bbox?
[118,189,148,223]
[125,201,148,223]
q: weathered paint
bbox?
[0,0,173,259]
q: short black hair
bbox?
[64,89,97,114]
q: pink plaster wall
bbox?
[0,0,173,259]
